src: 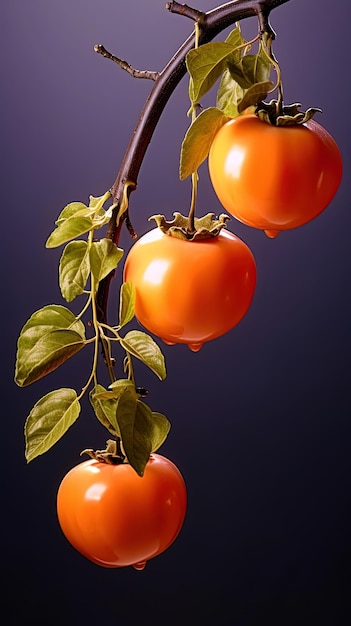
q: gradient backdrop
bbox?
[3,1,351,623]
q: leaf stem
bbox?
[77,329,100,401]
[76,231,101,397]
[75,293,93,322]
[125,352,135,384]
[99,329,116,384]
[99,323,121,339]
[236,30,261,53]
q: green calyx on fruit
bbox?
[81,439,126,465]
[256,100,322,126]
[149,212,230,241]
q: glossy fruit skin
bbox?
[208,114,342,237]
[123,227,256,351]
[57,454,187,569]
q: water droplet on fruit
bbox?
[188,342,203,352]
[133,561,147,571]
[264,229,280,238]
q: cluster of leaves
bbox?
[180,25,274,179]
[15,192,170,476]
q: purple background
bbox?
[3,1,351,623]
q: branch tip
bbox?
[94,43,159,81]
[166,1,204,21]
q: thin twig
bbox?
[94,44,159,81]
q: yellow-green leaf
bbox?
[89,238,124,284]
[55,202,90,224]
[116,392,152,476]
[120,330,166,380]
[237,80,274,113]
[108,379,137,398]
[25,388,81,462]
[46,215,94,248]
[59,240,90,302]
[227,48,272,90]
[92,380,137,402]
[55,194,110,225]
[119,281,135,328]
[186,42,237,104]
[216,68,245,117]
[243,46,272,84]
[17,329,86,387]
[180,107,230,180]
[226,58,252,89]
[224,25,246,50]
[89,384,120,436]
[15,305,86,387]
[149,411,171,453]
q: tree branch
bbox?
[94,44,159,81]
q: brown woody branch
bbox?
[165,1,204,21]
[94,44,159,81]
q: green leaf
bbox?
[244,46,272,84]
[149,410,171,453]
[216,68,245,116]
[109,379,135,392]
[227,48,272,90]
[216,44,272,115]
[224,25,246,50]
[59,240,90,302]
[89,238,124,284]
[120,330,166,380]
[55,195,110,224]
[108,379,137,398]
[92,379,136,401]
[180,107,230,179]
[55,202,90,223]
[119,281,135,328]
[237,80,274,113]
[226,59,252,89]
[46,215,94,248]
[116,391,152,476]
[25,388,81,462]
[89,384,120,436]
[15,305,86,387]
[18,329,86,387]
[186,42,237,104]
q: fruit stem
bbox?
[261,30,284,115]
[187,22,200,234]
